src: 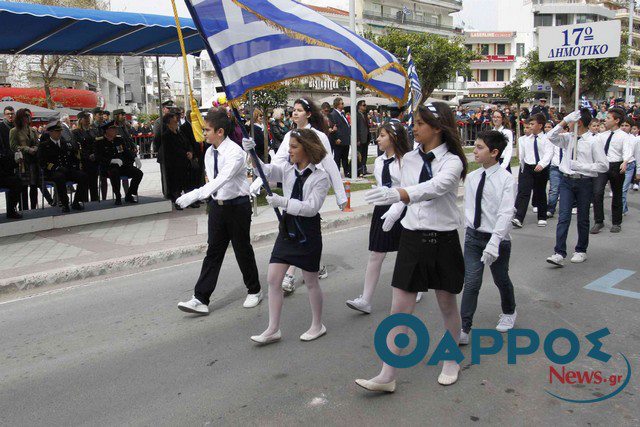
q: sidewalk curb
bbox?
[0,210,374,295]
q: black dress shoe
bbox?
[124,195,138,204]
[6,211,22,219]
[115,198,122,206]
[174,203,183,211]
[61,205,71,213]
[71,201,84,211]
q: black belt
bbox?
[210,195,250,206]
[466,227,492,239]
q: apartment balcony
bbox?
[362,10,459,35]
[417,0,462,13]
[471,55,516,64]
[532,0,616,19]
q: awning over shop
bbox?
[0,1,206,56]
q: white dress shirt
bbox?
[260,162,330,217]
[373,152,401,188]
[598,128,633,163]
[551,144,562,167]
[464,163,515,245]
[627,136,638,163]
[495,126,513,169]
[635,137,640,170]
[195,137,250,201]
[518,132,554,168]
[396,143,463,232]
[273,123,347,205]
[545,125,609,177]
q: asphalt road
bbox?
[1,200,639,426]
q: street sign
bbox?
[538,20,621,63]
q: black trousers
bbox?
[593,161,624,226]
[357,143,368,175]
[83,166,100,202]
[44,168,89,206]
[514,164,549,222]
[333,144,350,177]
[194,200,261,305]
[0,174,22,212]
[107,164,143,198]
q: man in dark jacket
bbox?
[73,111,101,202]
[0,106,15,147]
[356,100,369,177]
[531,98,550,120]
[0,122,21,219]
[328,97,351,177]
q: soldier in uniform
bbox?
[113,109,133,146]
[90,107,104,139]
[96,121,143,205]
[73,111,100,202]
[38,121,88,213]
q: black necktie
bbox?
[418,151,436,183]
[291,168,313,201]
[533,135,540,163]
[604,131,613,155]
[474,171,486,229]
[559,148,563,163]
[381,157,395,188]
[213,149,219,197]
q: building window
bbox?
[480,70,489,82]
[480,44,489,55]
[534,14,552,27]
[576,14,596,24]
[497,44,506,55]
[496,70,506,81]
[556,14,570,26]
[465,44,473,51]
[516,43,525,57]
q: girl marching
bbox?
[346,122,411,314]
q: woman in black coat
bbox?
[161,113,193,210]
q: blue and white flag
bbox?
[184,0,409,103]
[405,45,421,129]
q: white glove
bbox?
[176,190,199,208]
[364,185,401,206]
[380,203,404,232]
[480,241,500,266]
[14,151,23,161]
[134,156,142,169]
[563,111,581,124]
[110,158,123,167]
[242,137,256,152]
[249,177,263,197]
[266,193,288,209]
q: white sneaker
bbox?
[537,220,547,227]
[243,291,263,308]
[281,273,295,296]
[177,296,209,315]
[318,265,328,279]
[546,253,564,266]
[633,183,639,191]
[459,330,469,346]
[571,207,578,215]
[546,211,554,218]
[511,218,523,228]
[533,207,538,213]
[416,292,424,303]
[346,296,371,314]
[496,311,517,333]
[570,252,587,263]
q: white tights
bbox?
[361,251,387,303]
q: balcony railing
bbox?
[362,11,457,32]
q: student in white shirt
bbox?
[591,107,633,233]
[346,122,411,314]
[620,117,637,215]
[356,102,468,392]
[460,130,517,344]
[491,110,513,173]
[176,109,263,315]
[244,129,330,345]
[254,98,347,295]
[545,109,609,266]
[512,113,554,228]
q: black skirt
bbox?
[391,229,464,294]
[270,213,322,272]
[369,204,405,252]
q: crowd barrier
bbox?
[134,133,155,159]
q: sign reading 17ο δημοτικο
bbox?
[538,20,621,63]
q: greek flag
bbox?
[402,6,412,16]
[184,0,409,103]
[406,45,422,127]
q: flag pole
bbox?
[349,0,358,181]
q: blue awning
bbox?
[0,1,206,56]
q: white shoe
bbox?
[570,252,587,263]
[633,183,639,191]
[318,265,328,279]
[459,330,469,346]
[300,324,327,341]
[511,218,523,228]
[546,253,564,266]
[355,378,396,393]
[546,211,554,218]
[571,207,578,215]
[416,292,424,303]
[177,296,209,315]
[243,291,263,308]
[496,311,517,333]
[533,207,538,213]
[250,330,281,345]
[437,364,460,386]
[537,220,547,227]
[281,273,295,296]
[346,296,371,314]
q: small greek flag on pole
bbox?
[406,45,422,128]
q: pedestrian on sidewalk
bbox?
[545,110,608,267]
[512,113,553,228]
[460,130,517,346]
[356,102,468,392]
[244,129,330,345]
[591,107,632,234]
[346,122,410,314]
[176,109,262,315]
